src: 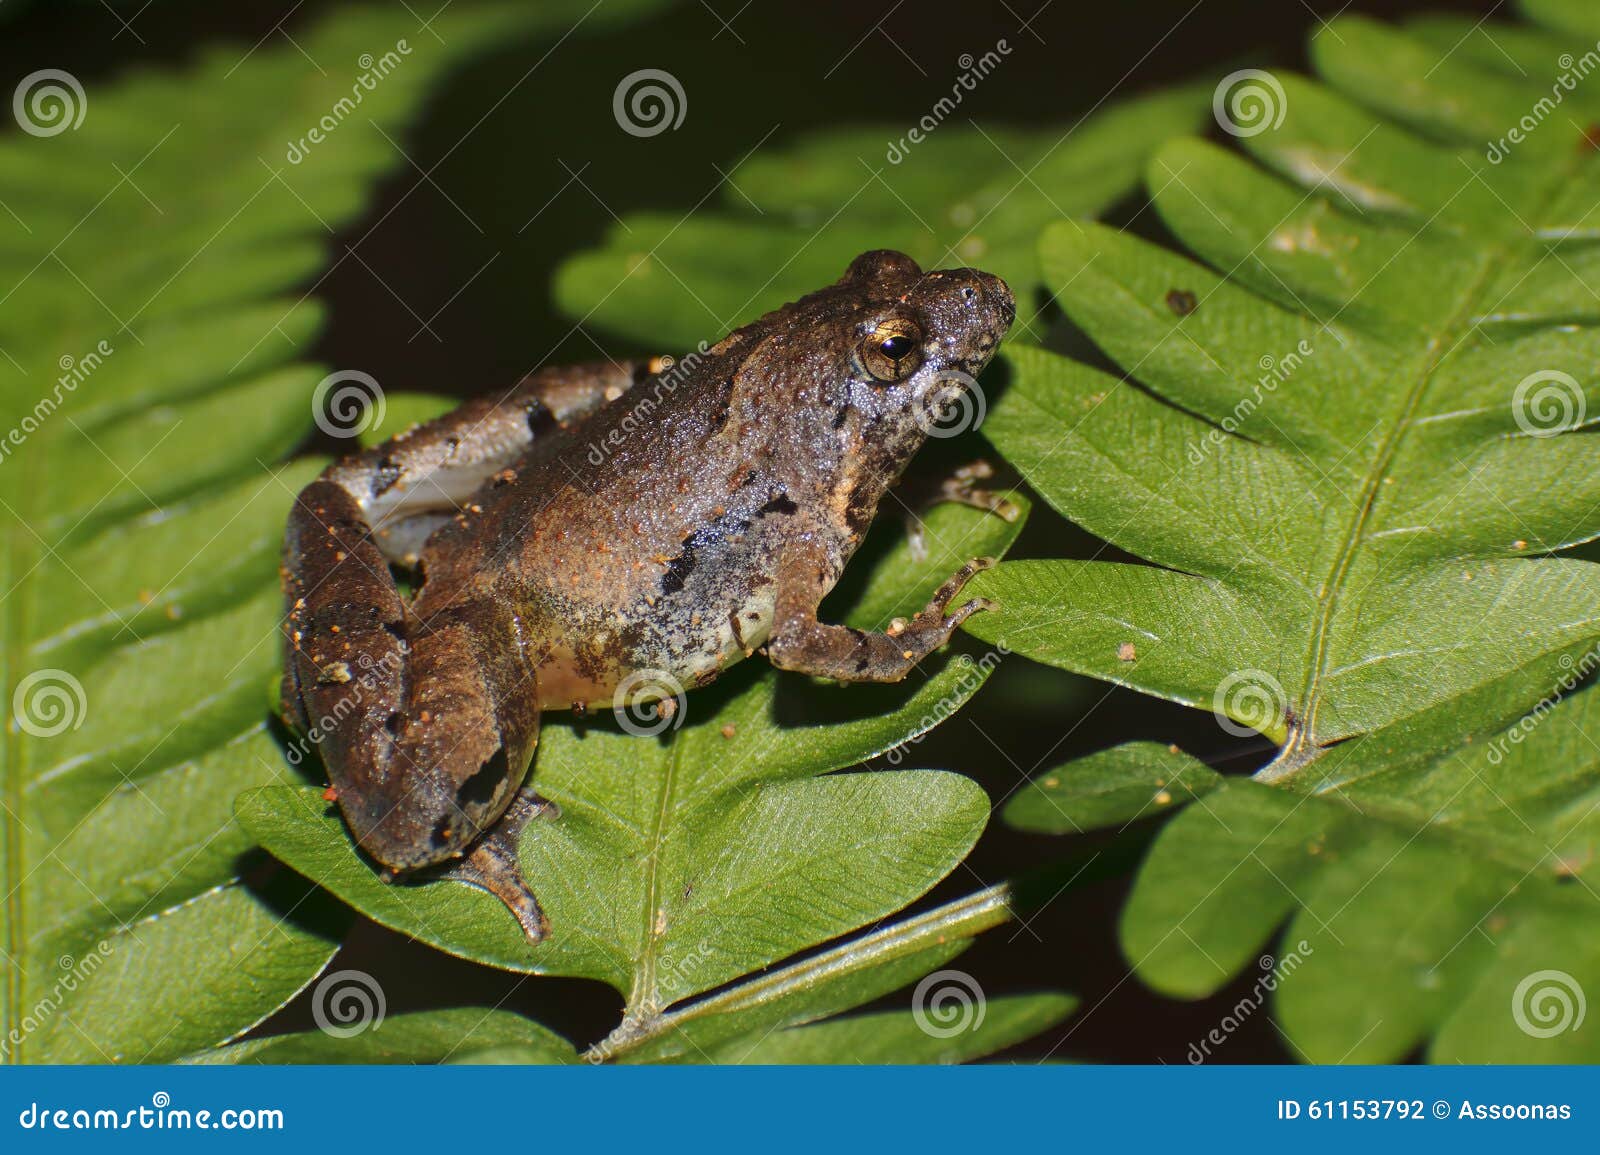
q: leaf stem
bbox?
[582,882,1015,1063]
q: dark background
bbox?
[5,0,1508,1062]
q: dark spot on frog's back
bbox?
[660,547,696,596]
[708,380,734,434]
[660,523,722,597]
[371,457,403,498]
[757,493,798,518]
[526,400,560,439]
[1165,289,1198,316]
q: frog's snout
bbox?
[975,271,1016,334]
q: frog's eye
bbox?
[859,324,923,382]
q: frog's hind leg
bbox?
[435,788,561,943]
[282,479,549,943]
[320,360,656,566]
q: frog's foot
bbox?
[439,789,560,945]
[896,555,1000,643]
[900,461,1020,562]
[769,542,998,683]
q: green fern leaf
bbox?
[551,83,1211,348]
[972,2,1600,1062]
[0,0,648,1064]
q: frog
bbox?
[280,250,1016,944]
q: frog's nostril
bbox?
[979,273,1016,331]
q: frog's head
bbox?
[824,249,1014,450]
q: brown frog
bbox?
[280,250,1016,942]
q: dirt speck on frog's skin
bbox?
[280,250,1016,943]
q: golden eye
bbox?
[859,323,923,382]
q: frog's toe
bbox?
[435,786,558,944]
[442,829,550,946]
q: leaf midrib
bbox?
[1279,157,1585,774]
[1,488,28,1059]
[630,735,687,1019]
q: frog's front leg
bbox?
[766,539,997,683]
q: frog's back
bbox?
[410,373,808,708]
